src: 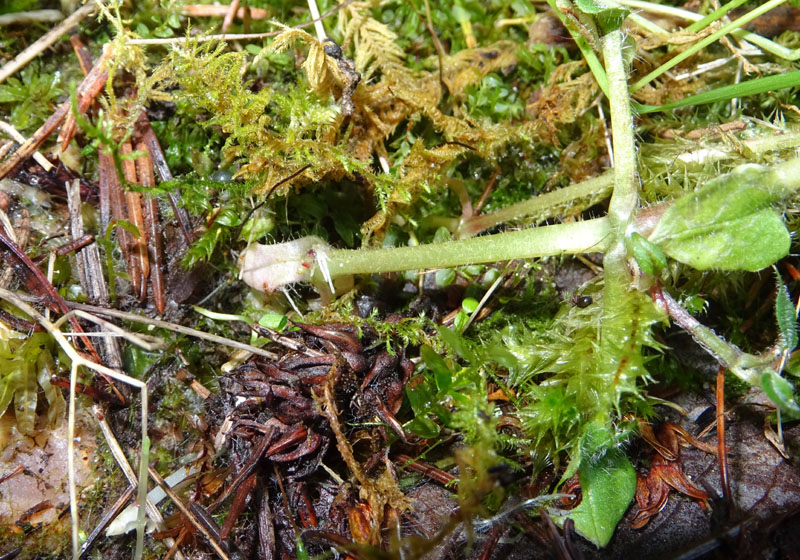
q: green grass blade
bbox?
[631,0,788,93]
[635,70,800,114]
[686,0,749,33]
[544,0,609,98]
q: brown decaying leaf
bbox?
[632,422,712,528]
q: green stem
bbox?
[603,31,638,235]
[658,289,774,386]
[456,170,614,239]
[313,218,611,280]
[599,30,639,383]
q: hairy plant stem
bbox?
[311,218,611,281]
[598,30,639,396]
[456,170,614,239]
[656,288,775,386]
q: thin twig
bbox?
[78,486,135,559]
[16,293,280,359]
[53,309,165,351]
[0,45,111,181]
[0,9,64,25]
[0,0,98,85]
[221,0,241,34]
[0,226,101,361]
[0,121,52,171]
[182,4,268,20]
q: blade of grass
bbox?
[631,0,788,92]
[635,70,800,114]
[686,0,749,34]
[620,0,800,62]
[544,0,609,98]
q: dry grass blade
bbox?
[0,121,52,171]
[120,141,149,301]
[27,295,280,359]
[135,140,167,313]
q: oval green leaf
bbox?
[648,165,790,272]
[563,448,636,547]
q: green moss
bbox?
[0,62,63,133]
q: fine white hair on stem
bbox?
[281,286,304,316]
[0,288,150,560]
[472,493,574,530]
[316,248,335,295]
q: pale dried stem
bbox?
[15,294,281,359]
[0,9,64,25]
[221,0,241,33]
[305,0,327,42]
[0,121,52,171]
[127,0,353,45]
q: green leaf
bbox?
[775,271,798,353]
[761,371,800,416]
[648,165,790,272]
[628,232,666,276]
[107,219,142,241]
[574,0,627,34]
[435,268,456,287]
[438,326,480,364]
[259,313,288,330]
[421,345,453,392]
[635,68,800,111]
[574,0,610,14]
[564,448,636,547]
[453,310,469,332]
[406,374,437,413]
[462,297,479,314]
[404,416,441,438]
